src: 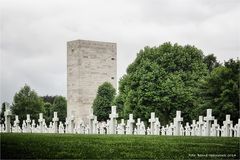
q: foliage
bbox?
[203,54,221,72]
[93,82,116,121]
[43,102,53,124]
[11,85,44,124]
[41,95,56,104]
[118,43,208,124]
[51,96,67,123]
[198,59,240,124]
[0,103,6,124]
[1,133,239,159]
[114,94,125,119]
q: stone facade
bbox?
[67,39,117,123]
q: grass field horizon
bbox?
[1,133,239,159]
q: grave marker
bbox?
[26,114,31,133]
[52,112,59,133]
[14,115,20,133]
[204,109,215,136]
[173,111,183,136]
[197,116,204,136]
[154,118,160,135]
[223,115,232,137]
[109,106,118,134]
[149,112,156,135]
[136,118,141,135]
[4,103,12,133]
[38,113,44,133]
[191,120,197,136]
[128,114,135,134]
[88,108,95,134]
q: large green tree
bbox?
[93,82,116,121]
[51,96,67,123]
[117,43,209,125]
[198,59,239,124]
[12,85,44,124]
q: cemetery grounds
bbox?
[1,133,239,159]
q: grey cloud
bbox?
[0,0,239,104]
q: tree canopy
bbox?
[117,42,209,125]
[198,59,239,124]
[12,85,44,124]
[92,82,116,121]
[203,54,221,72]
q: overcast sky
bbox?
[0,0,239,104]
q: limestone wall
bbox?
[67,39,117,123]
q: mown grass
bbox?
[1,133,239,159]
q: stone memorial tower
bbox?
[67,39,117,123]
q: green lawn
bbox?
[1,133,239,159]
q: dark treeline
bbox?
[0,86,67,125]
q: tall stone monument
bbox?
[67,39,117,123]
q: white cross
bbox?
[93,116,98,134]
[26,114,31,123]
[14,115,20,125]
[210,119,219,136]
[140,121,146,135]
[204,109,214,120]
[38,113,44,122]
[31,120,36,133]
[128,114,135,134]
[88,108,95,134]
[109,106,118,119]
[203,109,214,136]
[52,112,59,122]
[93,116,98,124]
[197,116,204,136]
[136,118,141,134]
[120,119,125,127]
[212,119,218,128]
[69,115,75,133]
[149,112,156,135]
[161,126,166,135]
[173,111,183,136]
[32,119,36,127]
[223,115,232,125]
[4,103,12,133]
[26,114,31,133]
[52,112,59,133]
[5,103,11,112]
[109,106,118,134]
[13,115,20,133]
[129,114,135,123]
[88,108,95,120]
[234,119,240,137]
[65,117,69,133]
[185,122,191,136]
[154,118,160,135]
[223,115,232,137]
[191,120,197,136]
[106,120,110,134]
[229,123,234,137]
[38,113,44,133]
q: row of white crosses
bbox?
[1,105,239,137]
